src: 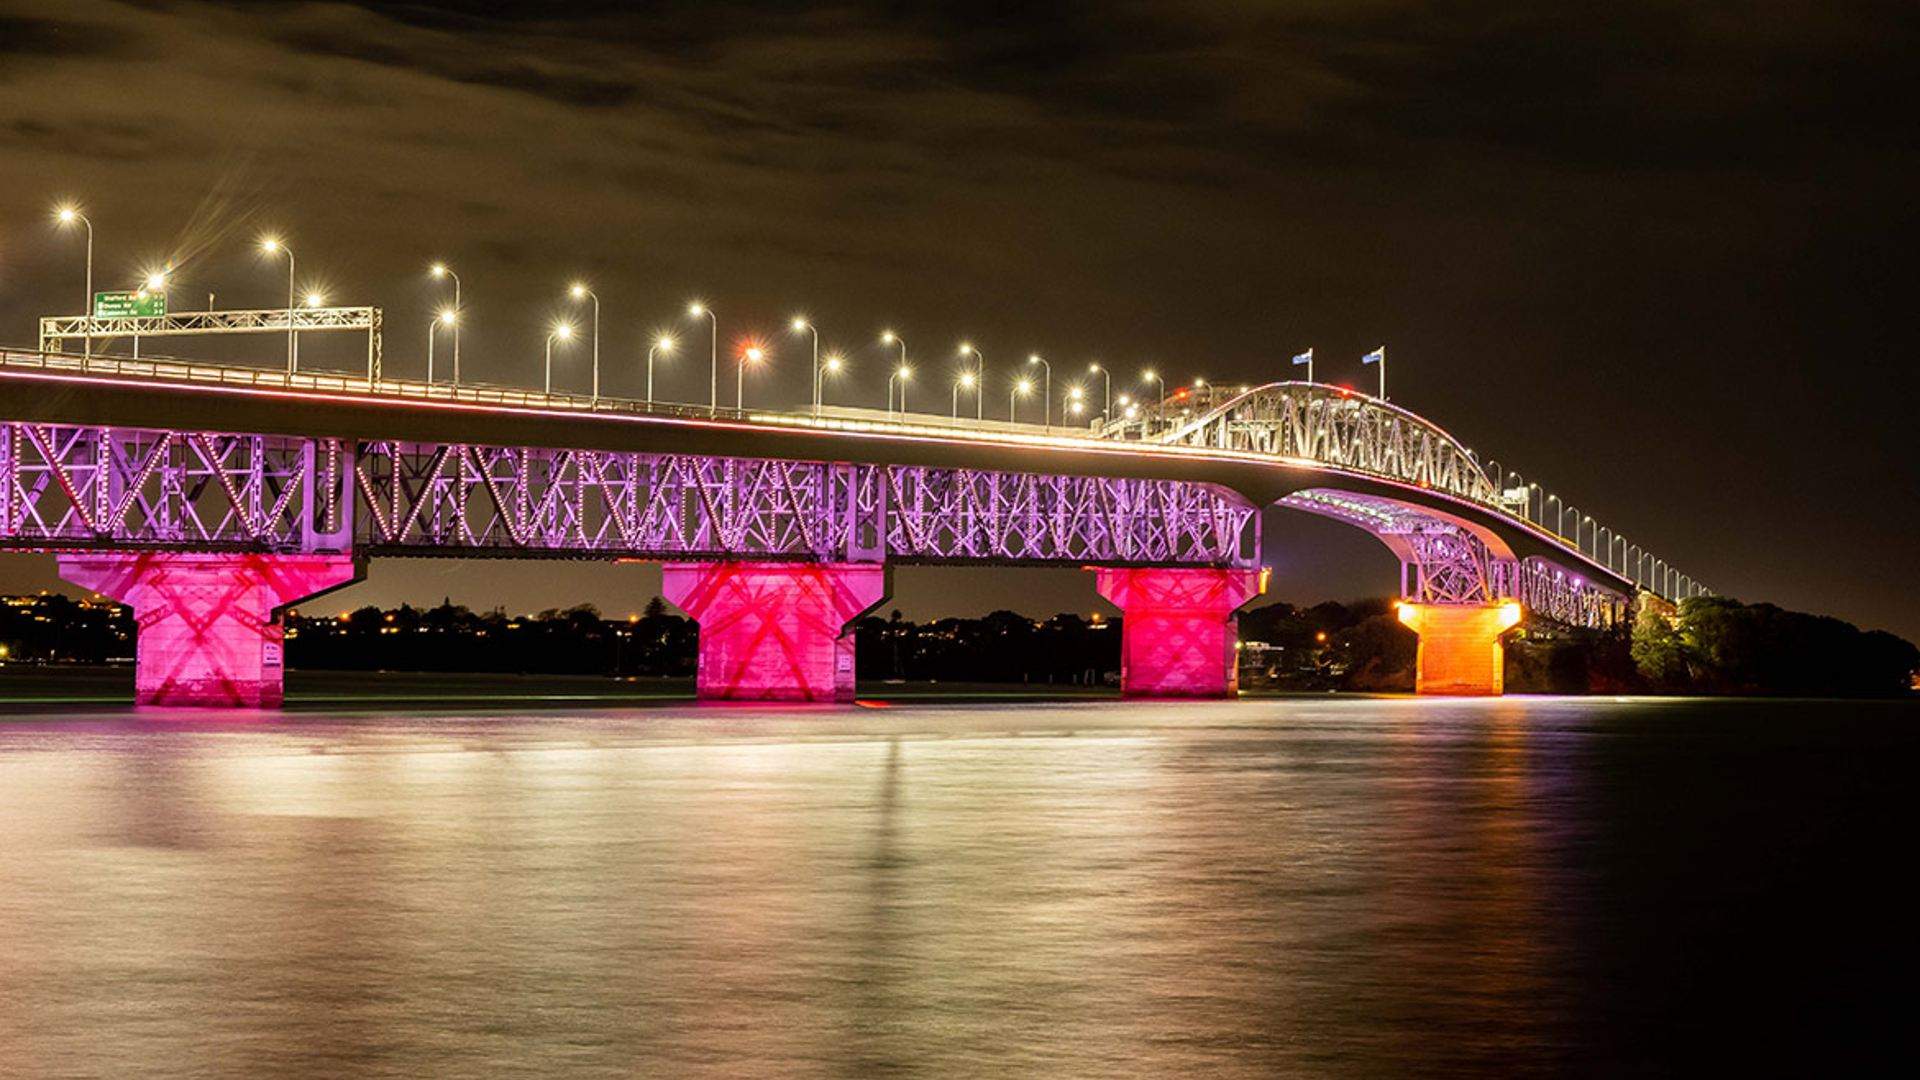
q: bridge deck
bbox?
[0,348,1631,593]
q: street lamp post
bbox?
[1026,354,1051,425]
[952,371,975,418]
[54,207,93,367]
[259,238,295,373]
[1011,378,1033,422]
[880,331,906,410]
[792,317,821,415]
[569,284,600,401]
[545,323,574,395]
[428,310,456,384]
[1142,368,1165,411]
[821,353,844,410]
[737,346,763,411]
[888,366,911,416]
[647,335,674,404]
[688,303,717,415]
[430,263,461,380]
[133,270,169,360]
[958,343,984,420]
[1088,363,1111,420]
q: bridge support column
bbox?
[1092,567,1265,698]
[661,561,888,703]
[56,552,362,708]
[1395,601,1523,695]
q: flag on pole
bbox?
[1362,346,1386,398]
[1291,347,1314,384]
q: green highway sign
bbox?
[93,290,167,318]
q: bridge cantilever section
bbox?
[0,351,1702,703]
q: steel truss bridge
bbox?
[0,348,1704,628]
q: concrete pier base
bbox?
[1092,567,1265,698]
[1395,601,1523,695]
[662,561,888,702]
[56,552,362,707]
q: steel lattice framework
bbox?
[1144,382,1498,506]
[38,307,383,378]
[0,422,1257,569]
[1280,488,1626,627]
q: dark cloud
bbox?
[0,15,139,60]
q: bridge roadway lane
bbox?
[0,363,1628,592]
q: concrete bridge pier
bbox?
[661,561,889,703]
[1092,567,1266,698]
[1395,601,1523,695]
[56,552,362,707]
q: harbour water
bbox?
[1,695,1913,1076]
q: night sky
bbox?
[1,2,1915,640]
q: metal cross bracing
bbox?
[880,468,1256,566]
[1132,381,1498,505]
[38,307,383,379]
[1279,488,1627,628]
[0,421,1257,569]
[1122,381,1701,603]
[0,424,348,553]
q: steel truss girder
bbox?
[1279,488,1624,628]
[1151,382,1498,505]
[0,422,1257,569]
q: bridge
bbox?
[0,346,1701,707]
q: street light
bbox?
[304,291,325,308]
[791,316,822,415]
[821,352,845,409]
[429,263,461,379]
[646,334,674,404]
[545,321,574,395]
[132,267,169,360]
[888,365,912,416]
[687,302,718,415]
[737,344,764,411]
[958,343,984,420]
[54,206,94,366]
[1141,368,1165,410]
[880,331,907,409]
[952,369,976,418]
[1087,362,1111,419]
[1011,377,1033,422]
[1026,353,1051,425]
[259,237,296,373]
[568,283,601,401]
[428,309,456,384]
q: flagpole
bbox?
[1363,345,1386,399]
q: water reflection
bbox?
[0,697,1913,1075]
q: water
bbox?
[1,695,1913,1077]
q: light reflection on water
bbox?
[0,696,1912,1077]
